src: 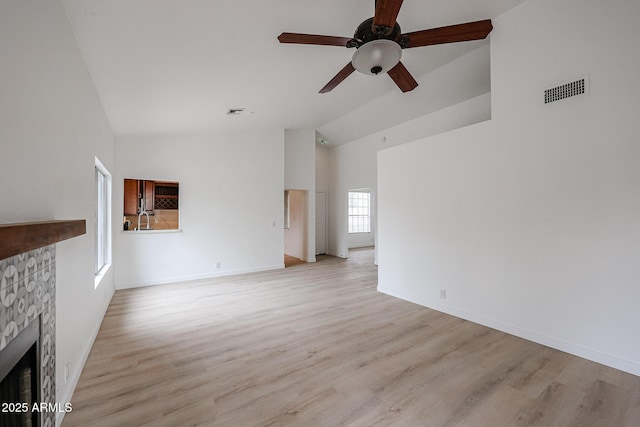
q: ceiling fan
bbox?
[278,0,493,94]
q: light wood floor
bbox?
[284,255,305,268]
[64,248,640,426]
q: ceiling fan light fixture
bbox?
[351,39,402,76]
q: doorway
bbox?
[315,192,327,255]
[284,189,308,266]
[346,188,376,261]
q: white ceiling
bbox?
[61,0,526,140]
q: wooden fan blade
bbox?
[319,63,356,93]
[373,0,404,35]
[278,32,352,47]
[404,20,493,48]
[387,62,418,92]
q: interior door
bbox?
[315,192,327,255]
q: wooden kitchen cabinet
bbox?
[124,179,154,215]
[124,179,139,216]
[142,180,154,212]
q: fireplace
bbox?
[0,245,57,427]
[0,319,40,427]
[0,220,85,427]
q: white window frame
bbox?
[284,190,290,229]
[95,157,112,287]
[348,190,371,234]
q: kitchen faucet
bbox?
[137,199,151,230]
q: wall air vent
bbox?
[544,75,589,104]
[226,108,246,115]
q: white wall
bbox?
[326,45,492,262]
[0,0,116,419]
[114,130,284,288]
[318,42,492,145]
[378,0,640,375]
[328,92,491,261]
[284,129,316,262]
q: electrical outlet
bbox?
[440,289,447,300]
[216,261,221,269]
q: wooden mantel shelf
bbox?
[0,220,86,260]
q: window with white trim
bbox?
[95,157,111,282]
[348,191,370,233]
[284,190,290,229]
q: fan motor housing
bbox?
[347,17,407,48]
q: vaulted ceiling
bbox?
[61,0,526,142]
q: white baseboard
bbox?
[378,286,640,377]
[116,264,284,290]
[327,250,347,259]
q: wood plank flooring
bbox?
[284,255,305,268]
[63,248,640,426]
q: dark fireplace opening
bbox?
[0,319,40,427]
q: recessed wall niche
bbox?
[123,179,179,231]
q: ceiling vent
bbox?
[544,75,589,104]
[226,108,246,115]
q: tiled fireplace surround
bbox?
[0,245,57,427]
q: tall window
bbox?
[348,191,370,233]
[95,157,111,282]
[284,190,290,229]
